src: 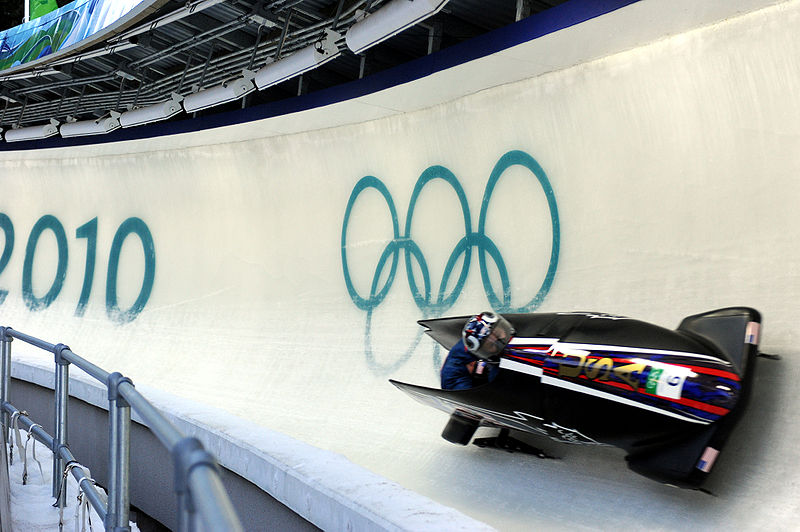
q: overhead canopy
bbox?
[0,0,569,132]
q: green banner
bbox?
[29,0,59,21]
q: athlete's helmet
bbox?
[462,312,515,360]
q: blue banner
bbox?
[0,0,146,72]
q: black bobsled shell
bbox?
[403,308,764,488]
[565,317,710,354]
[626,424,717,486]
[417,315,471,351]
[422,312,718,355]
[626,325,761,487]
[418,312,587,351]
[678,307,761,374]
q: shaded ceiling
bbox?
[0,0,569,130]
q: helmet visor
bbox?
[475,316,514,359]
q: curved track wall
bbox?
[0,0,798,529]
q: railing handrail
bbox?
[0,325,244,531]
[1,405,110,522]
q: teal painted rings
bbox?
[341,150,560,373]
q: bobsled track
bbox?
[1,0,800,529]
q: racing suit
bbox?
[440,339,500,390]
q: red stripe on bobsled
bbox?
[669,363,740,381]
[568,375,731,417]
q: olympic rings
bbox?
[342,149,559,312]
[341,149,560,374]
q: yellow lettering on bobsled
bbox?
[584,357,613,380]
[611,362,647,390]
[554,350,645,390]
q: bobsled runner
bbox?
[390,307,764,487]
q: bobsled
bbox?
[390,307,763,487]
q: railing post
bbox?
[52,343,70,506]
[173,437,217,532]
[107,372,132,531]
[0,327,13,433]
[177,491,194,532]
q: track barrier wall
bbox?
[0,0,798,529]
[0,326,244,531]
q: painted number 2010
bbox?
[0,214,155,324]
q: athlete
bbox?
[440,311,515,390]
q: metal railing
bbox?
[0,326,244,532]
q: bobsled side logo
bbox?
[645,368,663,394]
[555,351,692,400]
[647,365,691,400]
[555,351,646,390]
[341,150,560,375]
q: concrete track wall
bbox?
[0,0,798,529]
[8,377,319,531]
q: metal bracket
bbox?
[107,372,133,407]
[53,344,70,366]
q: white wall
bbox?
[0,0,798,529]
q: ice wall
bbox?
[1,0,799,529]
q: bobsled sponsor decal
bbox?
[745,321,760,345]
[696,446,720,473]
[503,341,738,424]
[553,349,646,390]
[503,356,716,424]
[644,366,691,400]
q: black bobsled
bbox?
[390,307,763,487]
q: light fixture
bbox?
[345,0,449,54]
[4,119,60,142]
[254,30,341,90]
[119,93,184,128]
[182,70,256,112]
[60,112,122,138]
